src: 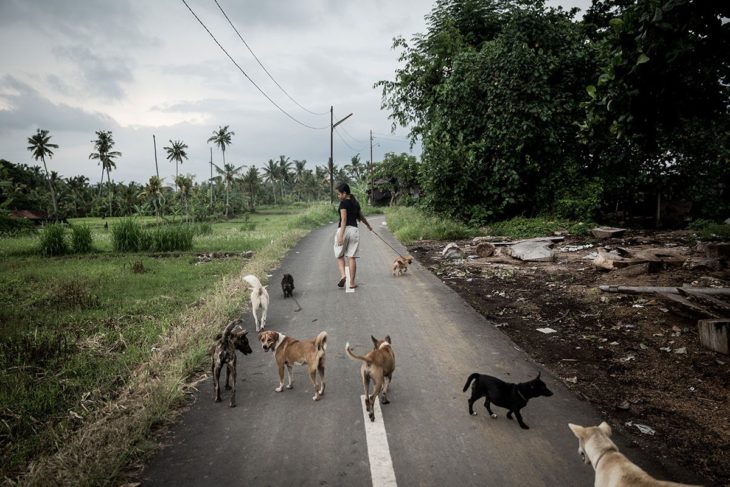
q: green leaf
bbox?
[636,53,650,65]
[586,85,596,98]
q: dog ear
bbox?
[384,335,391,344]
[568,423,584,438]
[371,335,378,347]
[598,422,612,436]
[536,371,541,379]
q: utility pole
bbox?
[329,105,353,203]
[209,147,214,207]
[152,134,159,179]
[369,129,374,205]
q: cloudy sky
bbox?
[0,0,590,186]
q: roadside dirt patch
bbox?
[408,231,729,485]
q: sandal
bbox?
[349,284,358,289]
[337,277,346,288]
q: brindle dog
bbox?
[211,319,252,407]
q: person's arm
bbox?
[337,208,347,245]
[359,212,373,231]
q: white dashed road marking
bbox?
[345,266,355,293]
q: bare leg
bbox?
[348,257,357,287]
[337,256,346,280]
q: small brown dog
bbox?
[568,422,700,487]
[392,256,413,276]
[211,319,252,407]
[346,335,395,421]
[258,330,327,401]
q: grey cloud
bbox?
[53,45,134,100]
[0,0,159,47]
[0,75,119,133]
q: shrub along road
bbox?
[141,217,697,486]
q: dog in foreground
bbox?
[568,422,700,487]
[243,274,269,331]
[258,330,327,401]
[392,256,413,276]
[346,335,395,422]
[281,273,295,298]
[463,371,553,429]
[211,319,252,407]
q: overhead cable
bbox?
[181,0,328,130]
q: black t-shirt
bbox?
[338,198,360,228]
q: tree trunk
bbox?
[107,169,113,217]
[41,157,59,216]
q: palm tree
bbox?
[242,166,260,211]
[164,139,188,178]
[277,155,293,200]
[207,125,234,166]
[262,159,278,204]
[213,163,245,217]
[174,174,194,219]
[27,129,60,215]
[345,154,364,182]
[89,130,121,216]
[139,176,164,218]
[292,159,307,200]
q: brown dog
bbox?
[258,330,327,401]
[392,256,413,276]
[211,319,252,407]
[346,336,395,421]
[568,422,701,487]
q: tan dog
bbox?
[391,256,413,276]
[258,330,327,401]
[345,335,395,421]
[568,422,701,487]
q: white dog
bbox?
[243,274,269,332]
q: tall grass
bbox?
[70,224,93,253]
[112,219,196,252]
[385,206,479,244]
[38,224,68,256]
[111,218,144,252]
[487,216,591,238]
[147,225,194,252]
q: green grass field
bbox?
[0,204,338,482]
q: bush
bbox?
[70,224,93,253]
[147,225,194,252]
[38,224,68,256]
[192,223,213,236]
[688,219,730,240]
[554,178,603,222]
[0,215,35,236]
[112,219,144,252]
[487,216,591,238]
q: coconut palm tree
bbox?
[277,155,293,200]
[213,163,245,217]
[139,176,164,218]
[242,166,260,211]
[89,130,121,216]
[262,159,278,204]
[174,174,194,219]
[345,154,364,182]
[164,139,188,178]
[26,128,60,215]
[207,125,234,166]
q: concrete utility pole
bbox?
[209,147,213,207]
[152,134,159,179]
[329,105,353,203]
[369,129,374,204]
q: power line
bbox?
[338,124,366,146]
[181,0,328,130]
[213,0,329,117]
[334,127,365,153]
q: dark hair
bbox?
[336,182,363,221]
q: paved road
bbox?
[142,217,683,487]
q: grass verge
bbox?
[384,206,479,244]
[2,203,335,486]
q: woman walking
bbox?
[334,183,373,289]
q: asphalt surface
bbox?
[141,216,681,487]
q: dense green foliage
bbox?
[70,224,93,253]
[385,206,479,244]
[487,216,591,238]
[377,0,729,225]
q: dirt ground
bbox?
[408,231,729,486]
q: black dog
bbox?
[281,273,294,298]
[463,372,553,429]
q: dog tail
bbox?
[243,274,263,291]
[221,320,237,342]
[315,330,327,352]
[463,373,480,392]
[345,343,371,364]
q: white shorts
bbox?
[334,226,360,258]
